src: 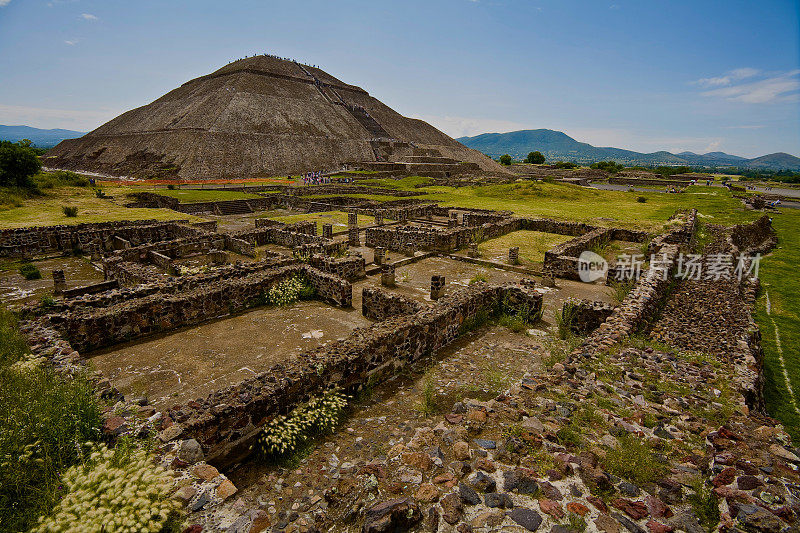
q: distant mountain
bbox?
[0,125,85,148]
[745,153,800,170]
[456,129,800,171]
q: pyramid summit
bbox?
[45,55,501,179]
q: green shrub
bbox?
[603,433,666,484]
[417,370,438,417]
[166,184,176,190]
[0,366,103,530]
[40,294,55,309]
[0,307,30,368]
[637,196,647,203]
[469,273,488,284]
[499,154,513,165]
[19,262,41,280]
[257,389,347,457]
[94,188,106,198]
[33,442,180,533]
[0,141,41,188]
[687,478,720,532]
[553,161,577,169]
[34,171,89,189]
[606,278,635,303]
[267,274,315,306]
[556,301,578,339]
[62,206,78,217]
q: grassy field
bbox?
[419,182,760,231]
[261,210,379,233]
[754,208,800,439]
[0,186,200,229]
[150,189,264,203]
[474,230,572,265]
[357,176,434,189]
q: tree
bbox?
[553,161,577,169]
[525,151,545,164]
[499,154,513,165]
[0,141,42,188]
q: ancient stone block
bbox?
[431,275,446,300]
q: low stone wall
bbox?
[365,218,524,253]
[609,176,693,187]
[79,257,298,309]
[563,299,616,335]
[728,214,777,255]
[110,234,227,264]
[648,209,697,255]
[162,282,542,463]
[234,224,344,255]
[573,210,698,355]
[48,264,350,353]
[461,211,512,226]
[542,227,614,280]
[361,287,424,320]
[103,258,165,286]
[128,192,274,215]
[577,244,681,355]
[0,220,199,258]
[61,280,120,299]
[310,254,365,281]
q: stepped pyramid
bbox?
[46,55,503,179]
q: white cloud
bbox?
[416,115,530,138]
[695,67,759,88]
[701,70,800,104]
[0,0,11,6]
[64,39,78,45]
[0,103,120,130]
[81,13,98,21]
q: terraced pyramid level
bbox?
[45,55,503,180]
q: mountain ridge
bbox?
[457,129,800,171]
[0,125,86,148]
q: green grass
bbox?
[261,210,379,233]
[474,230,571,265]
[152,188,263,203]
[358,176,434,189]
[755,208,800,440]
[417,182,758,231]
[0,185,200,229]
[0,307,103,531]
[603,433,666,485]
[302,193,411,202]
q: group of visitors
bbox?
[301,171,329,185]
[299,172,356,185]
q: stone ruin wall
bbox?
[608,176,694,187]
[309,254,365,281]
[361,286,424,320]
[47,264,351,353]
[542,227,650,281]
[570,210,778,412]
[21,276,541,465]
[365,218,525,253]
[563,298,617,335]
[0,219,210,258]
[165,283,543,463]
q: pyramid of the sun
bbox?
[46,55,503,179]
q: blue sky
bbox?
[0,0,798,157]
